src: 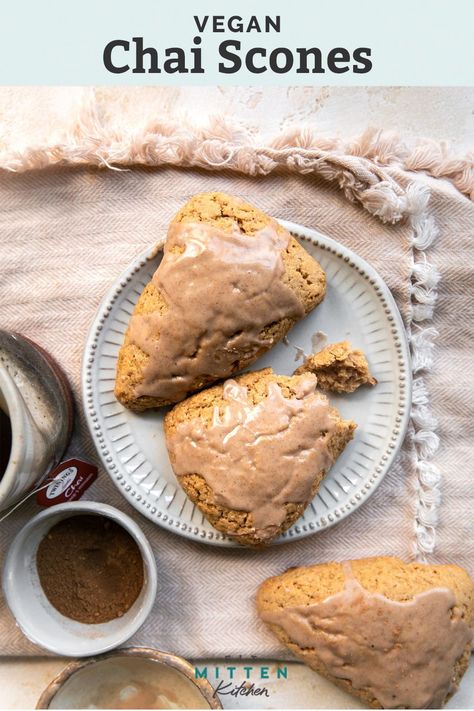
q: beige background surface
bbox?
[0,86,473,152]
[0,86,473,709]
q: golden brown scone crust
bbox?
[295,340,377,393]
[257,556,474,708]
[115,192,326,411]
[165,368,356,547]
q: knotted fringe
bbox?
[0,91,472,211]
[405,185,441,560]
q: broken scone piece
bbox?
[257,556,474,709]
[164,368,355,546]
[115,192,326,411]
[295,340,377,393]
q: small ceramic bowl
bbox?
[36,647,222,709]
[2,502,157,656]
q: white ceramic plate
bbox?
[82,221,411,547]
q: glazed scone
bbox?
[164,368,356,546]
[257,557,474,709]
[295,341,377,393]
[115,192,326,411]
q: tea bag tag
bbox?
[36,459,98,507]
[0,459,98,524]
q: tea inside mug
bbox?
[0,406,12,480]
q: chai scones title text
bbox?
[103,15,373,76]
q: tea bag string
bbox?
[0,480,51,524]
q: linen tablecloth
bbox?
[0,87,472,657]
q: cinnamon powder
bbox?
[36,515,144,624]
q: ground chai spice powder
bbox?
[36,514,144,624]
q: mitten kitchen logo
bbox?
[195,661,288,699]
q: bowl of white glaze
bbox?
[36,647,222,709]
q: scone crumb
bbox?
[295,341,377,393]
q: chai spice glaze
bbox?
[36,515,144,624]
[167,373,338,540]
[261,562,473,708]
[126,220,304,402]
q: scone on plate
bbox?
[164,368,356,546]
[295,340,377,393]
[257,556,474,709]
[115,192,326,411]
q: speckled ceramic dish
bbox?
[82,221,411,547]
[36,647,221,709]
[0,331,73,511]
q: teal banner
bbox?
[0,0,473,85]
